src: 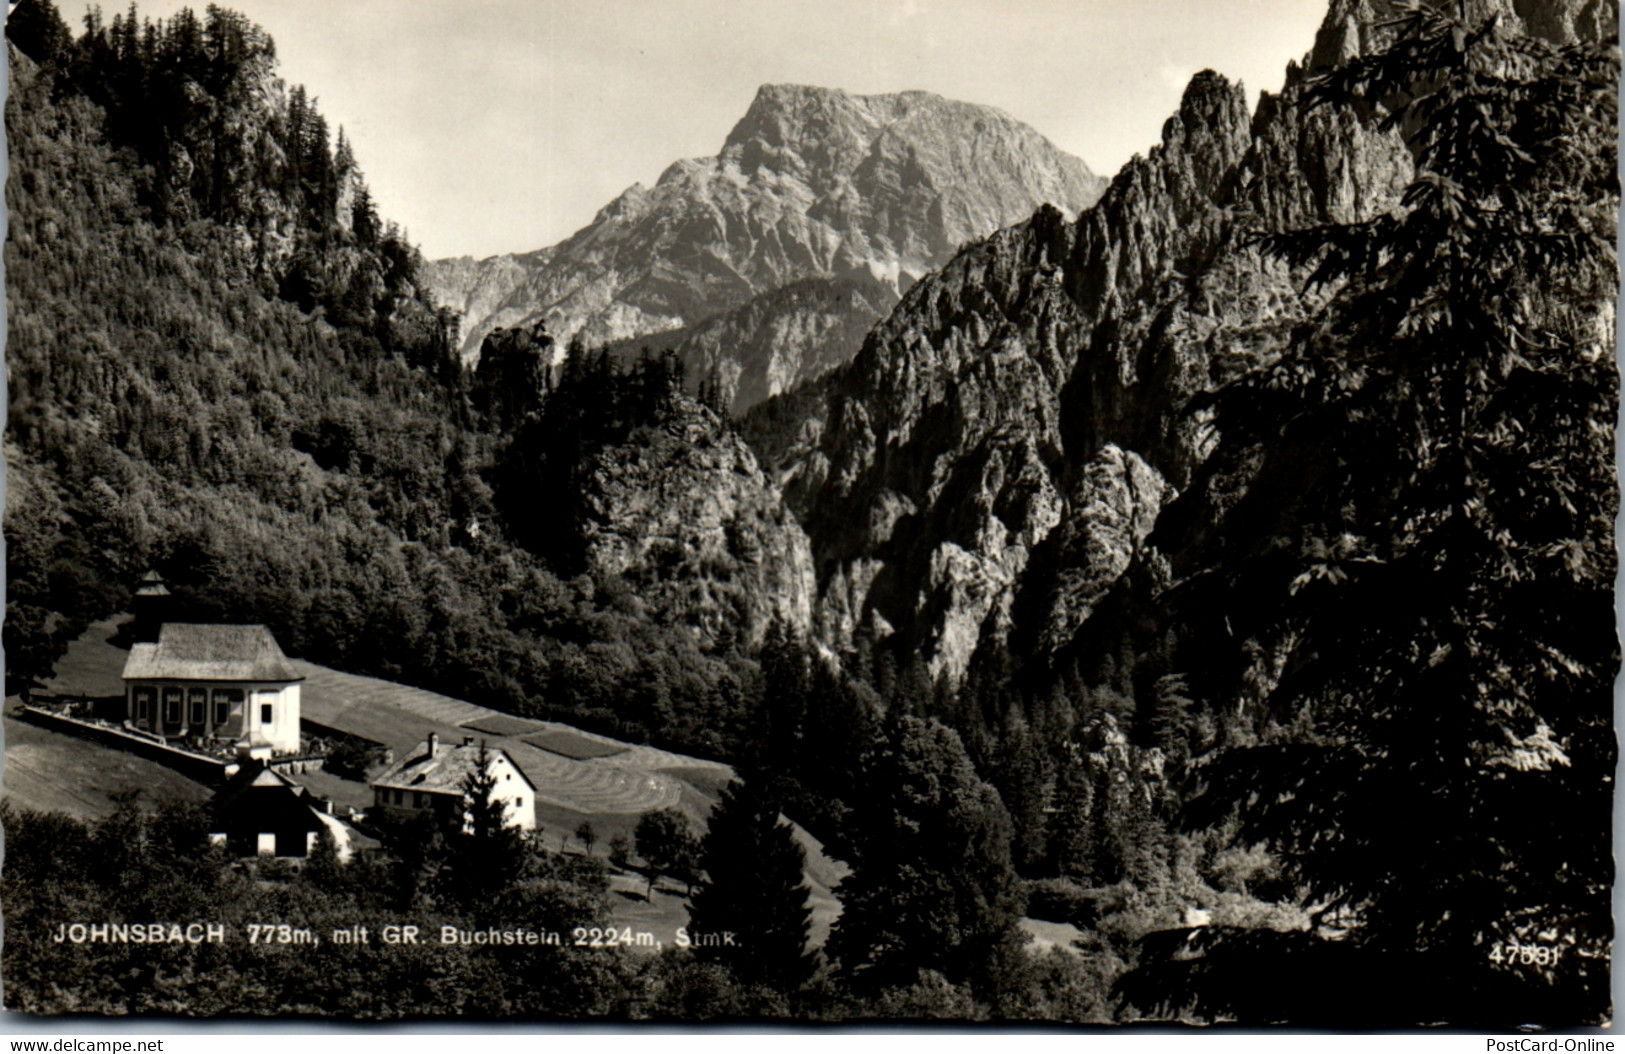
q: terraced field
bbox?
[522,728,627,760]
[296,661,490,732]
[461,714,546,737]
[293,660,728,815]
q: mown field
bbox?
[1,712,212,819]
[3,617,214,818]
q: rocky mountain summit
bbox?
[426,84,1105,408]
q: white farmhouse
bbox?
[370,732,537,832]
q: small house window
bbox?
[163,686,182,723]
[188,688,206,726]
[133,688,153,723]
[516,797,524,808]
[260,703,273,725]
[394,790,403,805]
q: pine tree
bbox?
[827,714,1026,1004]
[351,183,379,248]
[686,778,814,992]
[444,741,527,910]
[751,618,810,777]
[1046,748,1095,883]
[991,701,1048,874]
[6,0,73,67]
[1123,3,1618,1026]
[303,825,346,895]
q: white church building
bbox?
[121,623,303,756]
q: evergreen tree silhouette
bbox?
[1121,2,1619,1026]
[687,777,815,992]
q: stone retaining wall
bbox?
[16,706,230,784]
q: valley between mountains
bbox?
[3,0,1617,1026]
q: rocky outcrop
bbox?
[424,84,1106,398]
[1033,445,1175,655]
[1309,0,1617,68]
[577,398,816,650]
[781,0,1617,685]
[783,53,1416,683]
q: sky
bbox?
[142,0,1331,261]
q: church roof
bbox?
[122,623,302,683]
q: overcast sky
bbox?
[143,0,1330,260]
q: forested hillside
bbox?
[2,1,761,758]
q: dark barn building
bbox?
[211,763,327,857]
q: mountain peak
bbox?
[722,82,920,157]
[427,82,1107,376]
[722,83,1026,159]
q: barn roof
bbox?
[371,739,535,795]
[123,624,302,683]
[212,764,325,837]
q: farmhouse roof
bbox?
[371,738,535,795]
[212,764,325,837]
[122,623,302,683]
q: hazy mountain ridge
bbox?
[427,246,552,347]
[424,84,1106,401]
[605,270,902,416]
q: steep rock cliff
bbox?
[577,397,816,651]
[785,57,1416,682]
[779,0,1615,685]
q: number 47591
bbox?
[1488,943,1563,967]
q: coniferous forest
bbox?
[2,0,1618,1027]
